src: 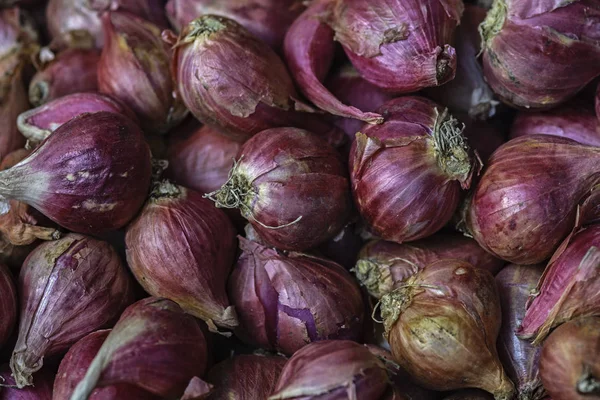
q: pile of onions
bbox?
[0,263,16,351]
[125,180,238,331]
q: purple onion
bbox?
[0,365,53,400]
[0,264,16,351]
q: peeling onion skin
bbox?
[329,0,462,93]
[208,127,351,251]
[467,135,600,265]
[0,365,54,400]
[0,263,16,351]
[355,233,504,299]
[53,330,160,400]
[125,180,239,331]
[270,340,389,400]
[381,260,514,399]
[480,0,600,110]
[10,233,134,388]
[495,264,547,400]
[518,225,600,344]
[0,112,152,235]
[229,237,364,355]
[539,317,600,400]
[349,96,477,244]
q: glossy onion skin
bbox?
[0,263,17,351]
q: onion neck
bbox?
[204,162,253,212]
[379,286,414,335]
[183,15,227,43]
[432,108,472,184]
[150,179,183,200]
[479,0,507,48]
[354,259,391,299]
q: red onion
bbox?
[165,0,304,50]
[0,264,16,351]
[380,260,514,399]
[284,0,383,125]
[17,92,137,144]
[496,264,547,400]
[206,354,286,399]
[510,105,600,147]
[167,125,243,194]
[53,330,159,400]
[229,237,364,355]
[329,0,462,93]
[518,225,600,343]
[355,233,504,299]
[0,365,53,400]
[28,49,100,107]
[467,135,600,264]
[539,317,600,400]
[99,11,186,134]
[69,297,210,400]
[443,390,495,400]
[0,112,152,235]
[480,0,600,109]
[10,233,134,388]
[207,127,351,250]
[270,340,389,400]
[349,96,477,244]
[0,61,28,159]
[125,180,238,331]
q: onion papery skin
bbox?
[0,58,28,159]
[28,48,100,107]
[518,225,600,343]
[329,0,462,93]
[53,330,159,400]
[349,96,476,244]
[69,297,209,400]
[510,105,600,147]
[0,365,53,400]
[0,263,16,351]
[380,260,514,399]
[539,317,600,400]
[496,264,547,400]
[480,0,600,110]
[229,237,364,355]
[0,111,152,235]
[125,181,238,331]
[270,340,389,400]
[467,135,600,265]
[18,92,137,144]
[209,127,351,250]
[10,233,134,388]
[355,233,504,299]
[165,0,304,50]
[205,354,287,399]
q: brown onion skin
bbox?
[381,260,514,399]
[270,340,389,400]
[209,127,351,251]
[229,237,364,355]
[28,48,100,107]
[480,0,600,110]
[69,297,209,400]
[467,135,600,265]
[355,233,504,299]
[206,354,287,400]
[0,264,16,351]
[10,234,134,388]
[496,264,546,400]
[0,365,54,400]
[53,330,159,400]
[0,112,152,235]
[329,0,462,93]
[518,225,600,343]
[125,181,238,331]
[350,96,476,244]
[539,317,600,400]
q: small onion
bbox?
[10,233,134,388]
[270,340,389,400]
[125,180,238,331]
[354,233,504,299]
[207,127,351,250]
[380,260,514,399]
[496,264,546,400]
[228,237,364,355]
[539,317,600,400]
[28,48,100,107]
[0,112,152,235]
[518,225,600,344]
[329,0,462,93]
[350,96,477,244]
[0,263,16,351]
[69,297,210,400]
[467,135,600,264]
[0,365,53,400]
